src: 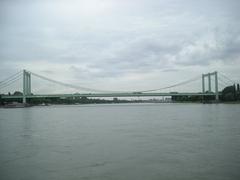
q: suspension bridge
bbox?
[0,69,235,103]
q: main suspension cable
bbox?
[0,75,22,90]
[28,71,124,93]
[219,72,235,84]
[139,75,201,93]
[0,71,22,85]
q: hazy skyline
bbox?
[1,0,240,93]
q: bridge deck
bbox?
[1,92,219,99]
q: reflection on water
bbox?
[0,103,240,180]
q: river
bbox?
[0,103,240,180]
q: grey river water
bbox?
[0,103,240,180]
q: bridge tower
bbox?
[23,70,31,103]
[202,71,219,101]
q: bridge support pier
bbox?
[202,74,205,93]
[214,71,219,101]
[23,70,31,104]
[208,73,211,92]
[202,71,219,101]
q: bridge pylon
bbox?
[202,71,219,101]
[23,70,31,103]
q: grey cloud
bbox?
[82,37,181,77]
[175,28,240,66]
[1,0,240,92]
[40,70,55,74]
[161,68,179,72]
[26,26,240,81]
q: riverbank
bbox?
[1,101,240,108]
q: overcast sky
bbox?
[1,0,240,93]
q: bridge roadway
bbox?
[1,92,218,99]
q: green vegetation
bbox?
[27,96,133,105]
[171,94,215,102]
[172,84,240,102]
[0,94,143,105]
[221,84,240,101]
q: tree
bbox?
[13,91,23,96]
[221,85,236,101]
[113,98,119,103]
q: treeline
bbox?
[0,95,135,105]
[172,84,240,102]
[221,84,240,101]
[27,97,131,105]
[171,94,215,102]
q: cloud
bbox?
[1,0,240,93]
[175,28,240,66]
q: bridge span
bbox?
[1,92,219,100]
[0,70,223,103]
